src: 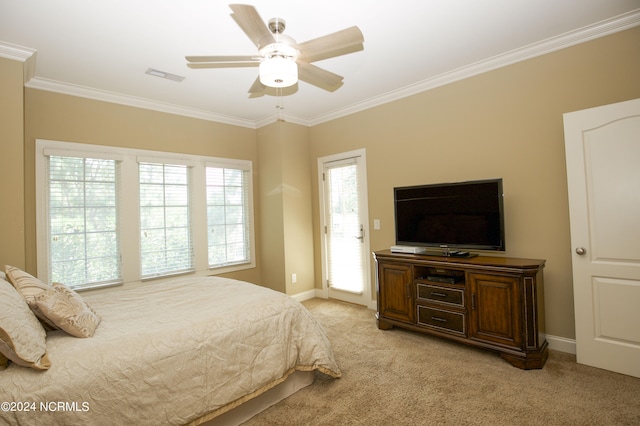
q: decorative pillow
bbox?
[34,283,101,338]
[0,278,51,370]
[4,265,58,330]
[5,265,51,305]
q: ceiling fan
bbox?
[185,4,364,96]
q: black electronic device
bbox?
[394,178,505,252]
[426,275,458,284]
[449,250,476,258]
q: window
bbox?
[36,140,255,289]
[139,162,193,278]
[206,165,250,267]
[47,155,121,289]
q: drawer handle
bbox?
[431,316,447,323]
[430,292,448,297]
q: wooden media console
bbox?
[374,250,548,369]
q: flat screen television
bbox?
[394,178,505,252]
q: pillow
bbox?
[5,265,51,305]
[34,283,101,338]
[4,265,58,330]
[0,278,51,370]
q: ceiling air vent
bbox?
[145,68,185,82]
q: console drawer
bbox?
[417,306,466,335]
[417,283,465,307]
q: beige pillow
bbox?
[4,265,58,330]
[0,278,51,370]
[5,265,51,305]
[34,283,101,338]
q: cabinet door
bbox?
[377,262,414,323]
[468,273,522,349]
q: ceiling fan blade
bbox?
[297,26,364,63]
[229,4,275,48]
[248,77,265,97]
[297,61,344,92]
[186,55,259,63]
[187,62,260,69]
[186,55,260,68]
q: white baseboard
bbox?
[290,289,318,303]
[295,290,377,310]
[546,334,576,354]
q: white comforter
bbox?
[0,276,341,425]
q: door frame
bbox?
[317,148,373,308]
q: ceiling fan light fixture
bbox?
[259,57,298,88]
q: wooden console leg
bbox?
[500,343,549,370]
[375,313,393,330]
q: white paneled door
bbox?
[319,149,371,306]
[563,98,640,378]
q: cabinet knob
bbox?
[575,247,587,255]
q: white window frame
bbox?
[138,160,195,279]
[44,151,123,290]
[35,139,256,289]
[205,160,253,269]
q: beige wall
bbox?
[280,123,314,296]
[2,26,639,342]
[309,27,640,340]
[22,89,262,284]
[257,121,314,295]
[257,123,287,292]
[0,57,26,268]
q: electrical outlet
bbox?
[291,273,297,283]
[374,219,380,230]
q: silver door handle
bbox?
[576,247,586,255]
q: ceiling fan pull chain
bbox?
[277,88,285,121]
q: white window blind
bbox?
[206,166,250,267]
[47,155,121,288]
[139,162,194,278]
[37,140,255,288]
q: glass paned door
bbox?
[320,151,370,306]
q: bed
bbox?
[0,271,341,425]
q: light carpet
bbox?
[244,298,640,425]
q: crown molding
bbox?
[0,41,37,81]
[254,110,311,128]
[0,41,35,61]
[308,9,640,126]
[10,9,640,129]
[25,77,258,129]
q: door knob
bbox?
[576,247,587,255]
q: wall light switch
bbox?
[374,219,380,230]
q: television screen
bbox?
[394,179,505,251]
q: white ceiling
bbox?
[1,1,639,128]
